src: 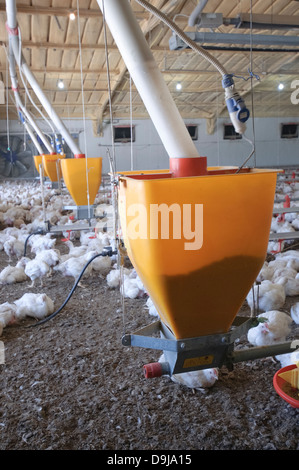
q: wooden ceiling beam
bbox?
[0,64,296,78]
[0,5,149,19]
[0,66,119,75]
[0,40,293,56]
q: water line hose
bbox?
[29,247,117,327]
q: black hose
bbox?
[30,248,117,327]
[23,228,46,257]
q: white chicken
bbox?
[159,354,218,390]
[3,206,29,226]
[276,221,295,233]
[0,302,17,335]
[14,293,54,320]
[106,268,130,289]
[146,296,159,317]
[276,275,299,296]
[35,248,61,268]
[121,276,144,299]
[106,267,145,298]
[0,265,28,285]
[64,240,88,258]
[247,311,293,346]
[274,251,299,270]
[15,256,31,269]
[86,237,105,253]
[25,259,51,287]
[290,302,299,324]
[29,234,56,254]
[54,252,94,283]
[291,217,299,230]
[275,350,299,368]
[246,280,286,313]
[121,270,146,299]
[91,255,112,274]
[3,236,24,260]
[270,263,297,281]
[256,262,274,282]
[80,230,96,245]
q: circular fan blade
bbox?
[11,136,22,154]
[3,161,12,177]
[0,160,6,173]
[0,142,8,155]
[14,160,28,173]
[16,150,32,158]
[11,164,20,178]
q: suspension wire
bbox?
[236,0,257,173]
[102,1,116,169]
[130,75,134,171]
[5,45,10,155]
[76,0,91,219]
[249,0,256,167]
[102,0,126,335]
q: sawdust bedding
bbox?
[0,236,298,454]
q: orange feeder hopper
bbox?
[42,154,65,182]
[119,166,279,340]
[119,165,295,378]
[33,154,48,177]
[60,157,102,206]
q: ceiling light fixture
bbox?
[278,83,284,91]
[69,12,76,21]
[176,82,182,90]
[57,79,65,89]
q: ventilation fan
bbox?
[0,134,35,178]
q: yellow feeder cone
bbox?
[60,157,102,206]
[118,167,279,340]
[42,154,66,182]
[33,155,48,177]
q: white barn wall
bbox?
[76,116,299,172]
[1,116,299,174]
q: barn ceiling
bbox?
[1,0,299,135]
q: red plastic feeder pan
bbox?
[273,364,299,409]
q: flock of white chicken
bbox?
[0,174,298,391]
[0,180,146,334]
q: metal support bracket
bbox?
[122,317,296,376]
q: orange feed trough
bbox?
[118,167,279,340]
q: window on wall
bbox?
[186,124,198,141]
[281,123,298,139]
[223,124,242,140]
[113,125,135,143]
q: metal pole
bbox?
[229,341,296,365]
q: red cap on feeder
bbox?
[143,362,163,379]
[170,157,208,178]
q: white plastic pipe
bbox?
[23,121,43,155]
[7,40,53,154]
[188,0,209,27]
[97,0,199,161]
[5,0,82,157]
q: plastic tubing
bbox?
[134,0,227,76]
[5,0,82,157]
